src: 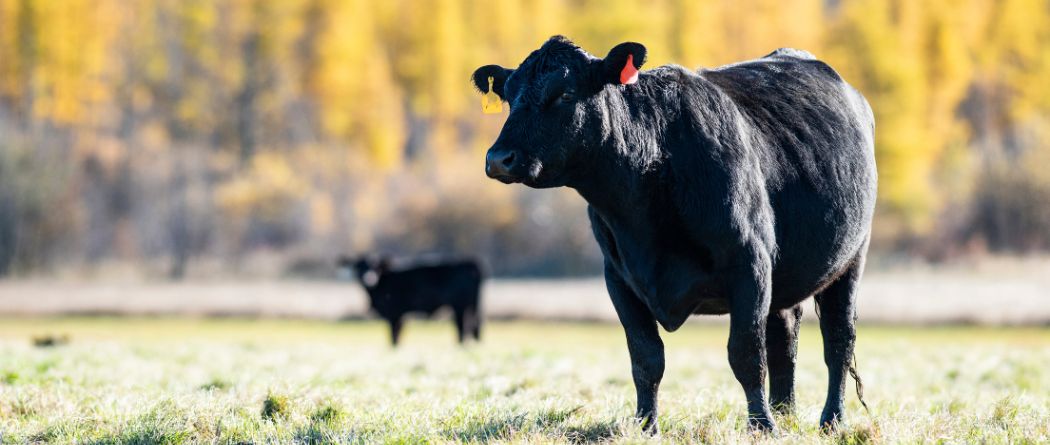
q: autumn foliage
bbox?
[0,0,1048,277]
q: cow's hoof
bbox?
[747,414,778,434]
[819,410,844,433]
[636,413,658,435]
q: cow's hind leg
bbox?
[766,304,803,414]
[815,254,864,430]
[469,305,481,341]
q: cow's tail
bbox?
[814,302,872,417]
[849,352,871,415]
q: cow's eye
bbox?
[547,91,574,109]
[543,89,574,109]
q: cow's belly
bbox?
[601,242,707,329]
[768,184,874,309]
[608,226,868,329]
[615,219,869,326]
[768,261,849,311]
[690,297,730,315]
[593,200,870,330]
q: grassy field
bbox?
[0,318,1048,444]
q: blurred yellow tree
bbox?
[2,0,1050,276]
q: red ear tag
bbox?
[620,54,639,85]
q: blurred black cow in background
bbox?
[338,255,483,346]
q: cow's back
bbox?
[700,50,877,307]
[386,261,482,312]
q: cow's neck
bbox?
[570,86,675,219]
[572,160,656,220]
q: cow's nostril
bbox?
[485,147,519,181]
[501,152,516,168]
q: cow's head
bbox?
[338,254,390,289]
[473,36,646,188]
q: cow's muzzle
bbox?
[485,147,521,183]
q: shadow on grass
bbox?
[831,422,881,445]
[67,401,195,445]
[439,405,620,444]
[80,429,194,445]
[442,412,531,442]
[294,424,339,445]
[563,419,620,444]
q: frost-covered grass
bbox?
[0,318,1047,444]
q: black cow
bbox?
[339,255,483,346]
[472,36,876,433]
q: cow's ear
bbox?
[600,42,647,85]
[472,65,513,100]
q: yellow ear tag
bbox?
[482,76,503,114]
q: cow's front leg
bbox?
[727,254,777,432]
[606,266,664,433]
[388,317,403,346]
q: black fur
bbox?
[474,37,876,433]
[340,255,483,346]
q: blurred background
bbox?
[0,0,1048,321]
[1,4,1048,442]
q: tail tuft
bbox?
[849,355,870,415]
